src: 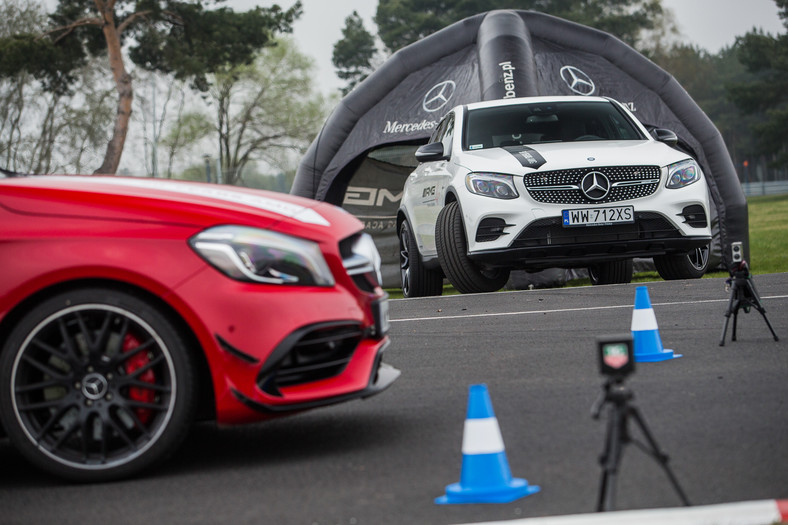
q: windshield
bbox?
[463,100,645,151]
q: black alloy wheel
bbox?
[0,288,195,481]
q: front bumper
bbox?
[459,172,712,270]
[171,266,396,425]
[231,341,399,415]
[470,210,711,270]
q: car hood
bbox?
[0,175,360,239]
[457,140,691,174]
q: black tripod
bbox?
[592,379,690,512]
[720,261,779,346]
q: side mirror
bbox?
[415,142,446,162]
[652,128,678,147]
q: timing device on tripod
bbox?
[591,335,691,512]
[720,242,779,346]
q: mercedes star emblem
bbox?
[423,80,456,112]
[581,171,611,200]
[560,65,596,96]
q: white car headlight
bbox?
[190,225,334,286]
[466,173,519,199]
[666,160,701,189]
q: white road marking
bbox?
[390,295,788,323]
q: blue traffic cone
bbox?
[436,384,540,504]
[631,286,681,362]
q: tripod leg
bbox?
[720,313,731,347]
[629,407,691,506]
[745,281,780,341]
[732,308,739,342]
[597,404,625,512]
[761,313,780,342]
[720,283,739,346]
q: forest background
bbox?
[1,0,786,192]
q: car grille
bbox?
[257,322,363,396]
[511,212,679,248]
[524,165,661,205]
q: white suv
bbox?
[397,96,712,296]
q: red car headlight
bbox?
[189,225,335,286]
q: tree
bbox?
[0,0,113,173]
[373,0,667,53]
[182,38,329,186]
[727,0,788,167]
[332,11,377,96]
[651,43,762,175]
[158,90,213,179]
[333,0,671,94]
[0,0,302,174]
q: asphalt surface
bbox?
[1,274,787,524]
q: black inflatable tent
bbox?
[292,10,748,287]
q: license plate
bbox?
[372,294,390,337]
[562,206,634,227]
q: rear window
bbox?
[463,100,645,150]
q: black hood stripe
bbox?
[503,145,546,169]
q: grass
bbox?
[746,194,788,274]
[386,194,788,297]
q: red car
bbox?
[0,174,396,481]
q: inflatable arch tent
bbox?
[292,9,748,287]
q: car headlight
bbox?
[666,160,701,189]
[189,225,334,286]
[343,233,383,289]
[466,173,519,199]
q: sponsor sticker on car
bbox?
[562,205,634,227]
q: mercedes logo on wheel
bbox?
[423,80,456,112]
[581,171,611,200]
[82,373,109,400]
[560,66,595,96]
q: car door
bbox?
[407,112,456,258]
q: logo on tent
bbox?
[423,80,456,112]
[560,66,595,96]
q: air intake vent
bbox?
[257,322,363,395]
[476,218,511,242]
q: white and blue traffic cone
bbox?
[631,286,681,362]
[436,384,540,504]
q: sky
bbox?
[231,0,786,95]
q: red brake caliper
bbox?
[122,333,156,424]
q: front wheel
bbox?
[435,201,510,294]
[0,288,196,481]
[654,244,710,280]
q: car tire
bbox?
[399,219,443,297]
[588,259,634,285]
[654,244,710,280]
[0,287,196,482]
[435,201,510,294]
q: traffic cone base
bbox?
[633,330,681,362]
[436,474,540,504]
[436,385,540,505]
[631,286,681,362]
